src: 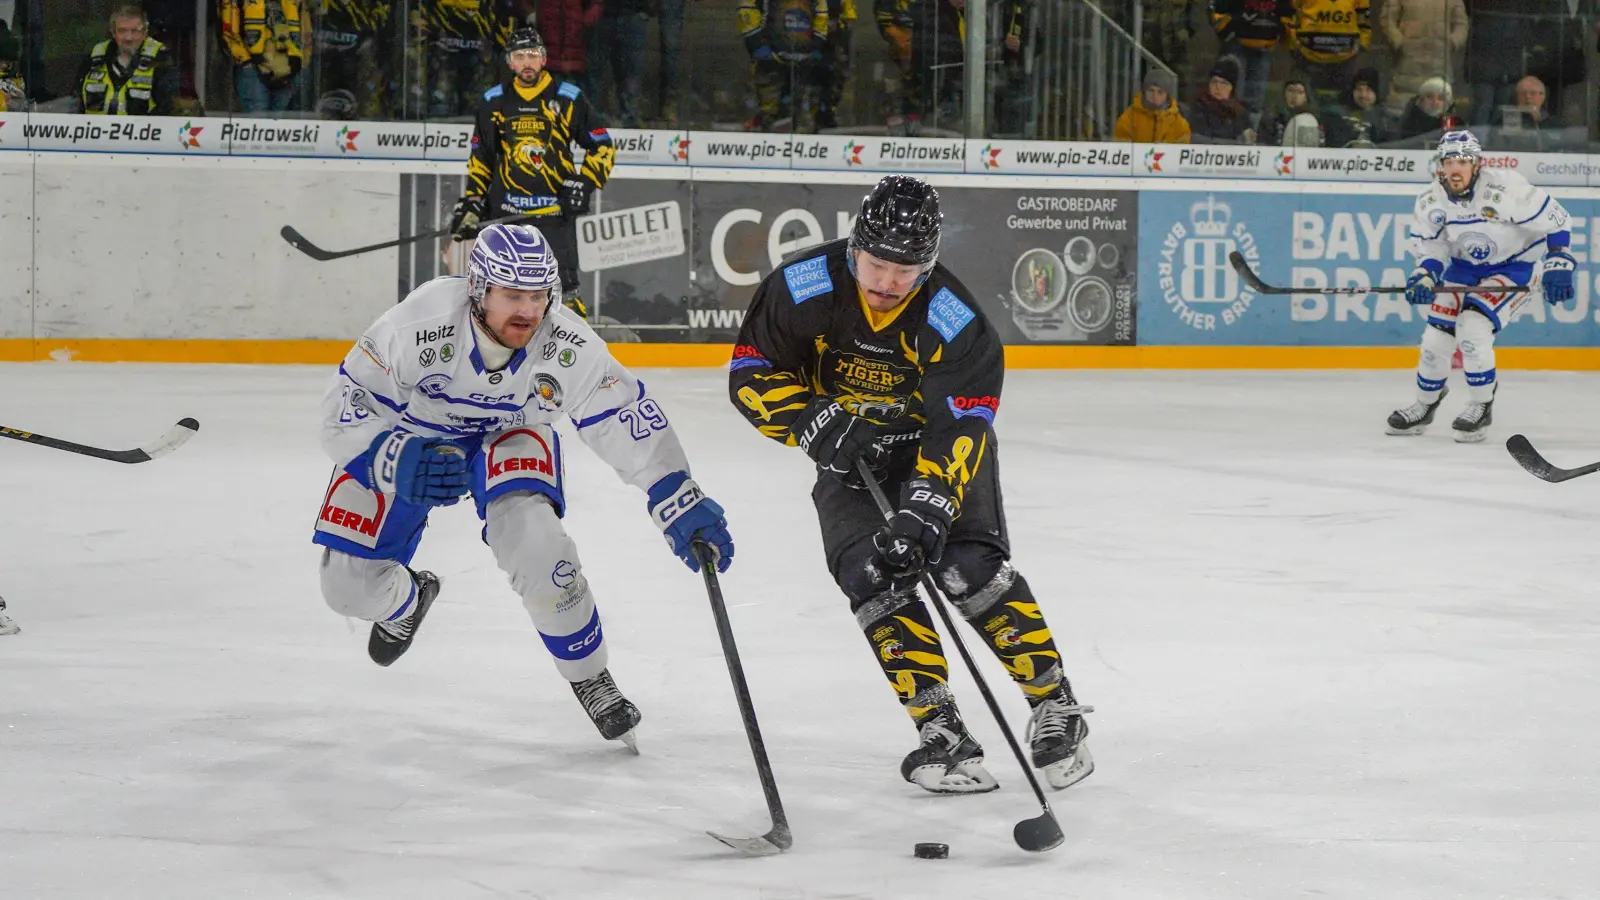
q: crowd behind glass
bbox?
[0,0,1596,151]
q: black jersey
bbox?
[466,72,615,215]
[728,238,1004,506]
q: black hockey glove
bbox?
[875,478,956,577]
[795,396,881,481]
[450,195,485,241]
[559,179,594,217]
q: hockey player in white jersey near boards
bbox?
[312,222,735,748]
[1388,130,1576,442]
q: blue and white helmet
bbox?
[467,222,561,309]
[1437,129,1482,162]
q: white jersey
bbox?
[1410,168,1571,275]
[321,275,688,493]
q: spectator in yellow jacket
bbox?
[1114,68,1191,143]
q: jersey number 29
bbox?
[618,399,668,441]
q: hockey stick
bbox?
[858,463,1065,854]
[1504,434,1600,482]
[692,540,793,857]
[280,213,532,262]
[1228,251,1528,295]
[0,418,199,464]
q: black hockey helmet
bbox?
[506,27,546,54]
[848,175,942,269]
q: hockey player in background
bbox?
[313,223,734,747]
[727,175,1092,794]
[0,596,17,635]
[450,27,613,321]
[1387,130,1575,442]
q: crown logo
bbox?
[1190,195,1231,237]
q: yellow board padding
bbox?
[5,339,1600,370]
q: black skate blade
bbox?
[1013,811,1065,853]
[708,825,792,857]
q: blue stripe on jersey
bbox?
[483,84,504,101]
[729,356,769,372]
[402,413,479,435]
[572,380,647,429]
[557,81,580,99]
[540,607,603,661]
[1514,197,1550,225]
[339,365,406,414]
[432,393,524,412]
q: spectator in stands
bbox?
[1396,75,1462,143]
[1145,0,1199,105]
[1486,74,1567,150]
[738,0,823,131]
[1284,0,1370,99]
[817,0,856,131]
[1259,72,1323,144]
[219,0,310,114]
[1209,0,1292,128]
[1113,68,1191,143]
[874,0,915,128]
[656,0,686,124]
[1380,0,1466,120]
[1324,65,1391,146]
[591,0,650,127]
[408,0,496,119]
[313,0,393,119]
[0,17,24,112]
[908,0,1026,131]
[77,5,181,115]
[1188,56,1257,143]
[1463,0,1575,126]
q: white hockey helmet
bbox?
[467,222,561,312]
[1433,129,1483,197]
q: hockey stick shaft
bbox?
[0,418,199,464]
[1228,251,1528,295]
[280,213,533,262]
[1504,434,1600,482]
[693,541,793,850]
[857,466,1057,813]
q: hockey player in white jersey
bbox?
[312,222,735,747]
[1388,130,1576,442]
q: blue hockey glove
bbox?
[367,431,470,507]
[1541,249,1576,305]
[874,477,957,578]
[1405,267,1439,306]
[648,472,734,573]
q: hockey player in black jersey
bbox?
[449,26,614,320]
[727,175,1093,794]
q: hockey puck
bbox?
[913,842,949,859]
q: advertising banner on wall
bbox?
[967,140,1135,177]
[1135,142,1292,180]
[1137,187,1600,346]
[18,113,226,155]
[576,178,1138,344]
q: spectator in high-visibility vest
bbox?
[219,0,311,113]
[76,5,180,115]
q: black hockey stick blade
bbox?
[694,541,793,857]
[1227,251,1525,296]
[281,213,541,262]
[857,461,1066,854]
[0,417,198,464]
[1504,434,1600,482]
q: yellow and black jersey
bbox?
[318,0,392,44]
[738,0,829,58]
[1286,0,1369,64]
[729,238,1004,506]
[417,0,493,49]
[466,72,615,215]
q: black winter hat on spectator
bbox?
[1210,57,1242,90]
[1352,67,1380,95]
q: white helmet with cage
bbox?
[466,222,561,314]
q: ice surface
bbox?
[1,363,1597,899]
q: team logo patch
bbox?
[927,288,975,341]
[542,341,558,360]
[534,373,563,410]
[783,256,833,304]
[417,373,452,399]
[420,347,437,367]
[558,348,576,367]
[315,472,391,550]
[441,342,454,362]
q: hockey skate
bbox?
[572,668,641,752]
[1386,387,1448,436]
[901,704,999,794]
[1027,689,1095,790]
[0,596,18,636]
[1451,384,1496,443]
[368,570,440,667]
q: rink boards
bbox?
[5,131,1600,367]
